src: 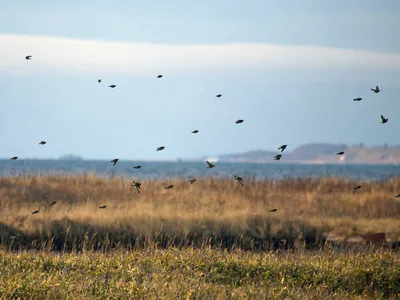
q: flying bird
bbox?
[216,94,222,98]
[274,154,282,161]
[98,79,101,83]
[164,185,174,190]
[25,55,32,60]
[337,152,344,155]
[49,201,56,206]
[188,179,197,184]
[278,145,287,152]
[131,181,141,194]
[371,86,380,93]
[380,115,388,123]
[235,119,244,124]
[156,146,165,151]
[234,175,244,186]
[111,158,119,166]
[10,157,18,160]
[108,85,116,88]
[157,75,163,78]
[269,209,278,212]
[38,141,46,145]
[206,161,215,168]
[99,205,107,209]
[353,98,362,101]
[353,185,362,191]
[31,210,39,215]
[133,165,141,169]
[192,130,199,134]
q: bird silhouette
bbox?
[188,179,197,184]
[38,141,46,145]
[269,209,278,212]
[131,181,141,194]
[371,86,380,93]
[353,98,362,101]
[380,115,388,123]
[192,130,199,134]
[274,154,282,161]
[234,175,244,186]
[206,161,215,168]
[164,184,174,189]
[108,85,116,88]
[99,205,107,209]
[25,55,32,60]
[337,152,344,155]
[133,165,141,169]
[10,157,18,160]
[216,94,222,98]
[31,210,39,215]
[157,75,163,78]
[156,146,165,151]
[49,201,56,206]
[111,158,119,166]
[98,79,101,83]
[353,185,362,191]
[235,119,244,124]
[278,145,287,152]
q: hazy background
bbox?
[1,0,400,160]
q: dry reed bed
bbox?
[0,174,400,250]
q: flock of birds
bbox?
[15,56,400,215]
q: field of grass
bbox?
[0,248,399,299]
[0,174,400,250]
[1,175,400,298]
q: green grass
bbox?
[0,248,399,299]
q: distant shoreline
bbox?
[1,158,400,166]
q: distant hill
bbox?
[216,143,400,164]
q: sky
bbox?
[1,0,400,160]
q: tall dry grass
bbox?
[0,174,400,250]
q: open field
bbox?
[0,175,400,250]
[0,248,399,299]
[1,175,400,298]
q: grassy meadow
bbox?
[0,248,399,299]
[1,175,400,298]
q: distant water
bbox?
[1,159,400,181]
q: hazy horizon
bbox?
[1,1,400,160]
[1,141,400,161]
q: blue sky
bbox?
[1,1,400,160]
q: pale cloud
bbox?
[1,33,400,76]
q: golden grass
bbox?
[0,248,399,299]
[0,174,400,250]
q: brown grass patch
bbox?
[0,174,399,250]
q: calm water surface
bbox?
[1,159,399,181]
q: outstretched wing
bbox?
[381,115,385,122]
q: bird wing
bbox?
[381,115,385,122]
[206,161,211,167]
